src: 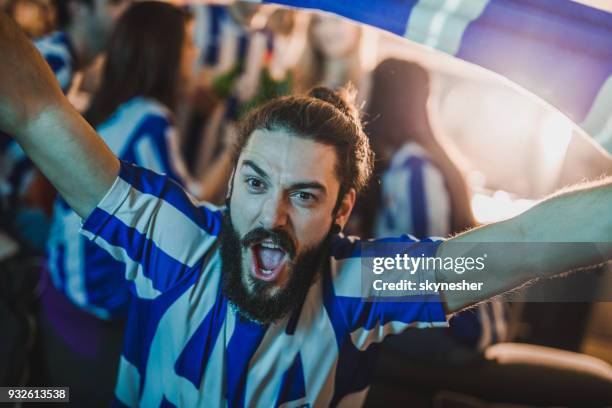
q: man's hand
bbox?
[0,12,119,218]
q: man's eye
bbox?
[293,191,317,203]
[246,177,265,192]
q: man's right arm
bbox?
[0,12,119,219]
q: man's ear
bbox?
[334,188,356,230]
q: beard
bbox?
[219,210,331,324]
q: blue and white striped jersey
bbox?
[375,142,507,348]
[34,31,75,93]
[47,97,188,319]
[192,4,274,117]
[80,161,448,407]
[193,4,238,69]
[0,31,75,208]
[193,4,273,76]
[0,133,35,207]
[375,143,451,239]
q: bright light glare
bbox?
[540,113,573,170]
[472,191,535,224]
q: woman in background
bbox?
[359,58,507,361]
[362,58,475,239]
[292,13,375,101]
[41,2,231,405]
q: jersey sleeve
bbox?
[79,160,222,299]
[33,33,74,93]
[327,234,449,351]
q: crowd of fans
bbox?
[1,0,602,406]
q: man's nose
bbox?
[259,195,289,230]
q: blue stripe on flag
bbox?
[269,0,419,35]
[264,0,612,124]
[456,0,612,122]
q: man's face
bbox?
[221,128,352,323]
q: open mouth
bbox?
[249,240,289,282]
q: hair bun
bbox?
[308,86,360,125]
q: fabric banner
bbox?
[255,0,612,147]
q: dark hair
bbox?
[365,59,431,154]
[84,1,188,127]
[233,86,374,207]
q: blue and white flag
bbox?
[256,0,612,148]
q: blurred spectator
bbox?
[0,0,130,252]
[359,58,507,360]
[45,0,130,92]
[265,6,304,81]
[180,3,291,190]
[6,0,56,38]
[362,59,475,239]
[292,13,375,102]
[0,0,129,390]
[39,2,233,405]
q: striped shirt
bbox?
[34,31,76,93]
[375,143,451,239]
[80,161,448,407]
[194,5,273,78]
[375,142,507,348]
[1,31,75,222]
[0,133,35,208]
[193,4,274,117]
[47,97,187,319]
[194,4,242,70]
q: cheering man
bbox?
[1,13,611,407]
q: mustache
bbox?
[241,227,297,259]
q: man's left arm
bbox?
[437,177,612,313]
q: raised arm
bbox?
[0,12,119,218]
[438,177,612,313]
